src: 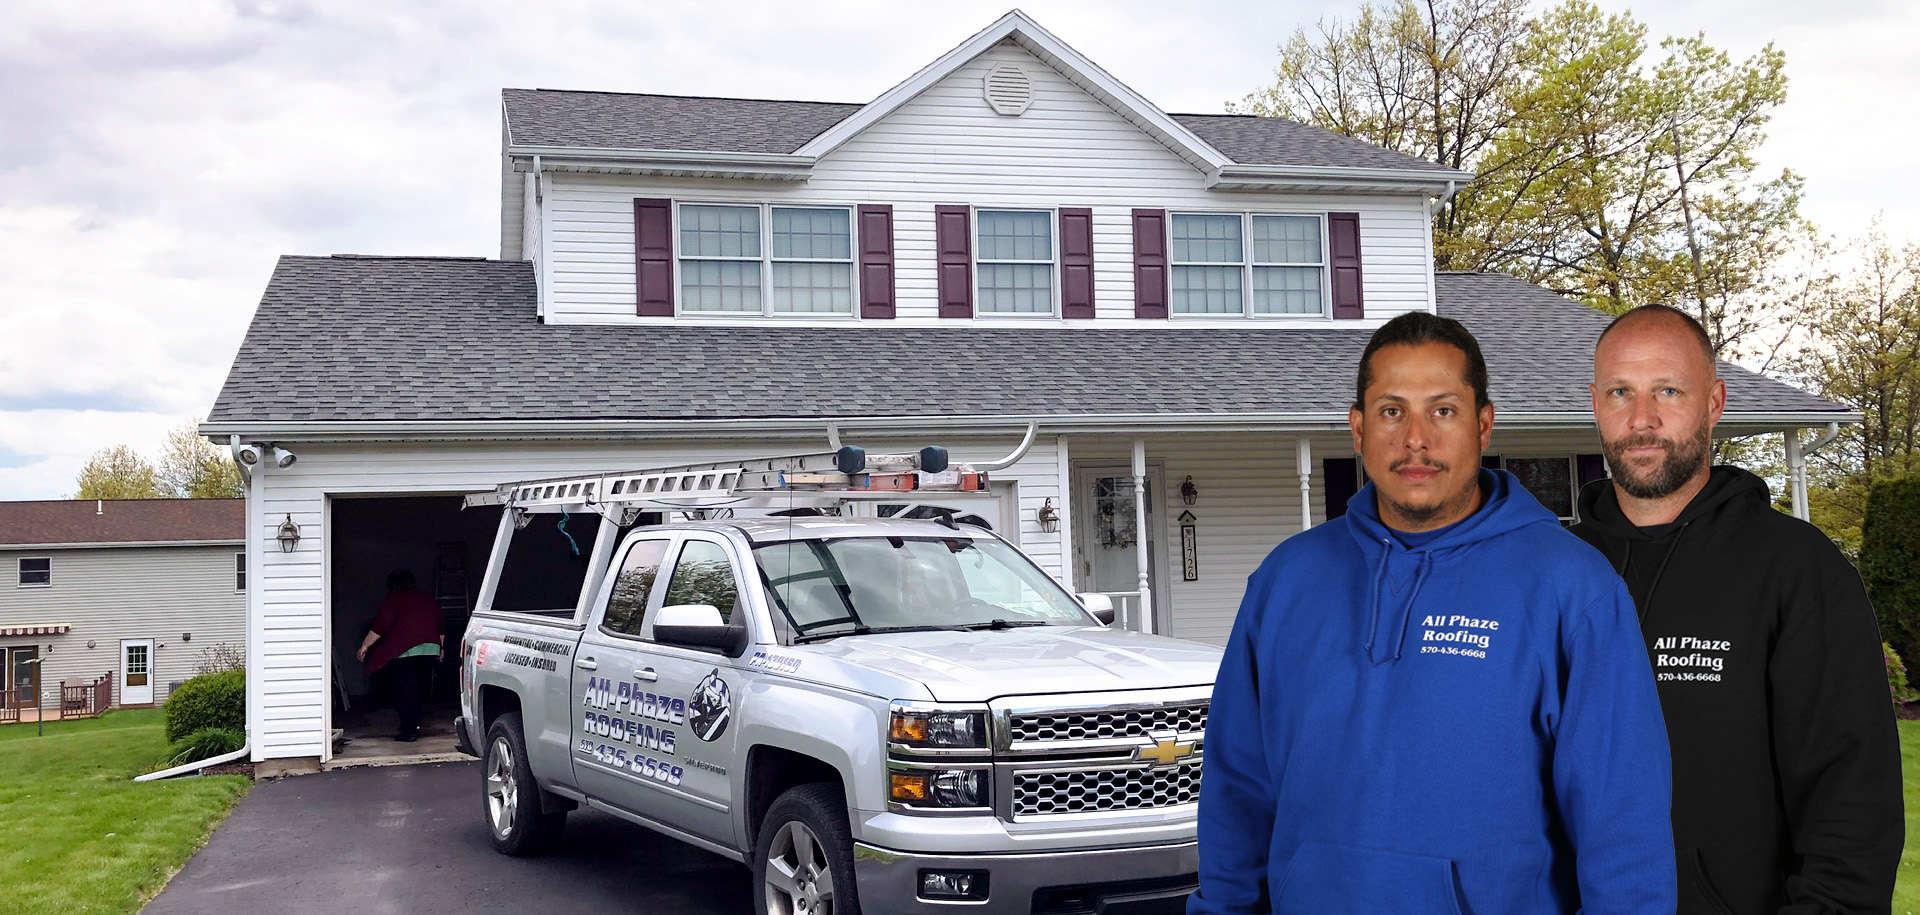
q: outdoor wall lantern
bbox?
[1181,475,1198,505]
[1036,497,1060,534]
[277,514,302,553]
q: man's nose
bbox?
[1627,393,1660,431]
[1403,412,1432,450]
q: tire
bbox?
[753,782,861,915]
[482,712,565,856]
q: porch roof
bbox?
[204,256,1849,435]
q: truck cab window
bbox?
[663,540,740,624]
[602,539,671,636]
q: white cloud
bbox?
[0,0,1911,499]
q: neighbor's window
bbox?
[234,552,246,591]
[18,557,49,588]
[975,209,1054,314]
[678,204,854,315]
[1503,456,1576,522]
[1171,212,1326,317]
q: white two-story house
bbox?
[203,11,1855,765]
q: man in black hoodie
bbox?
[1570,304,1902,914]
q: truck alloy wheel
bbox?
[755,783,860,915]
[482,711,565,856]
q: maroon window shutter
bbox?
[1131,208,1168,318]
[1323,457,1360,520]
[935,205,973,318]
[634,198,674,316]
[857,205,895,319]
[1059,207,1095,319]
[1328,212,1364,319]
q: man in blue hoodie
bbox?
[1191,312,1676,914]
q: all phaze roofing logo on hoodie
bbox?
[1418,614,1499,659]
[1651,636,1729,683]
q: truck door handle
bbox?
[634,667,658,682]
[575,657,598,671]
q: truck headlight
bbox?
[889,705,986,749]
[890,767,988,808]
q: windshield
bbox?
[754,536,1091,639]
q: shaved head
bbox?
[1596,305,1716,378]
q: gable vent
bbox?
[983,64,1033,116]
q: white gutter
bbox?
[135,741,250,782]
[201,411,1862,443]
[2,539,243,551]
[507,145,813,180]
[1210,163,1472,193]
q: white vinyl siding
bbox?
[539,42,1436,324]
[0,545,245,707]
[1170,212,1326,317]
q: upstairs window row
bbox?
[633,200,1366,320]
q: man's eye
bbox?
[1609,388,1628,398]
[1434,407,1454,418]
[1381,406,1401,418]
[1660,387,1679,397]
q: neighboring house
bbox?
[202,11,1856,764]
[0,499,246,712]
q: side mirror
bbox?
[1078,593,1116,626]
[653,604,748,656]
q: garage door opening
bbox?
[329,495,607,762]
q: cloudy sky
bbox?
[2,0,1914,500]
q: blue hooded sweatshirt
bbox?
[1190,470,1675,914]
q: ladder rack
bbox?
[462,446,992,517]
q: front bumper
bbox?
[853,839,1197,914]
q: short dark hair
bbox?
[1596,305,1716,374]
[386,569,415,591]
[1354,311,1491,410]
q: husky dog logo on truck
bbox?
[689,668,732,742]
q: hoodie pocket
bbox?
[1679,848,1736,915]
[1273,842,1468,915]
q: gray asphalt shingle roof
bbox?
[501,89,1457,173]
[207,256,1842,425]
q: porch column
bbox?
[1297,437,1314,531]
[1132,437,1153,634]
[1785,429,1809,521]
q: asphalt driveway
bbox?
[143,761,754,915]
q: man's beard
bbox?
[1380,457,1468,526]
[1605,419,1711,500]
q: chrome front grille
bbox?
[1013,761,1204,817]
[1010,703,1208,742]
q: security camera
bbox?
[271,447,297,469]
[235,443,263,466]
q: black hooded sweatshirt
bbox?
[1571,466,1902,915]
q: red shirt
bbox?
[365,588,443,675]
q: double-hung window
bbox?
[1169,213,1327,317]
[18,557,49,588]
[678,204,854,315]
[975,209,1055,314]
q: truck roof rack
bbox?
[462,445,992,518]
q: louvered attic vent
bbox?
[983,64,1032,115]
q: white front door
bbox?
[1073,464,1164,632]
[120,639,154,706]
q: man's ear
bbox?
[1708,378,1727,428]
[1349,405,1365,455]
[1478,402,1495,452]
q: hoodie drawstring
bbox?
[1366,541,1435,664]
[1364,539,1391,662]
[1637,522,1691,626]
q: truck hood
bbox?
[796,626,1222,703]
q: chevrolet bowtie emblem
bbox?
[1133,732,1197,769]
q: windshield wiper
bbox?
[960,618,1051,631]
[793,624,970,644]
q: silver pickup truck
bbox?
[456,504,1219,914]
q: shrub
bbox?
[1886,642,1918,707]
[164,669,245,744]
[193,642,245,676]
[1861,478,1920,671]
[168,727,245,766]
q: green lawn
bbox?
[0,709,249,915]
[1901,720,1920,911]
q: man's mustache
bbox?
[1387,457,1449,473]
[1615,434,1675,453]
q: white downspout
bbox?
[135,742,251,781]
[1297,437,1314,532]
[1132,438,1153,635]
[1787,422,1841,522]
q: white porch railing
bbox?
[1097,591,1147,632]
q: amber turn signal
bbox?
[889,772,930,802]
[891,714,931,743]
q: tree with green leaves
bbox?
[73,445,164,500]
[1241,0,1802,359]
[158,421,245,499]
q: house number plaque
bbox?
[1178,510,1198,581]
